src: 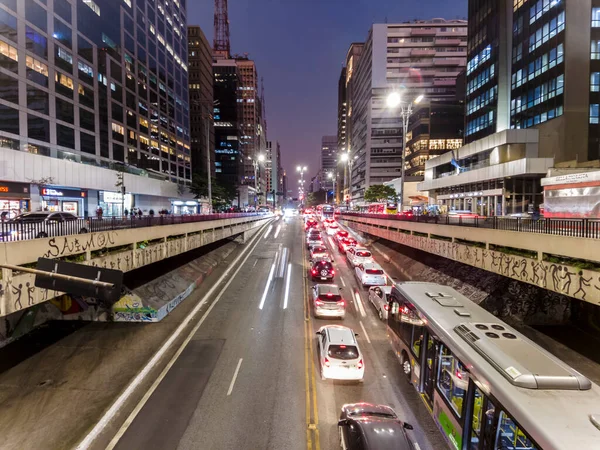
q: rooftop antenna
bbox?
[213,0,231,59]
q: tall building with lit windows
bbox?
[420,0,599,217]
[345,20,467,204]
[0,0,193,217]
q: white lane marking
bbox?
[258,263,276,310]
[359,320,371,344]
[328,236,335,248]
[274,224,282,239]
[354,291,367,318]
[283,263,292,310]
[413,443,421,450]
[227,358,244,396]
[263,224,273,239]
[279,247,288,278]
[340,277,346,287]
[94,221,268,450]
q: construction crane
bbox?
[213,0,231,59]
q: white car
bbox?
[309,245,331,262]
[306,232,324,248]
[326,224,339,236]
[368,285,392,320]
[312,284,345,318]
[316,325,364,381]
[346,247,373,267]
[355,262,387,287]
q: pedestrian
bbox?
[124,208,129,217]
[137,209,143,218]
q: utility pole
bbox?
[205,104,212,213]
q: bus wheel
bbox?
[401,351,411,380]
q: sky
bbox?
[187,0,468,191]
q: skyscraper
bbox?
[0,0,191,216]
[345,20,467,204]
[336,67,347,203]
[320,135,338,193]
[188,26,214,179]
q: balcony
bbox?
[411,49,437,57]
[410,28,437,36]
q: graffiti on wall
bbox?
[353,223,600,307]
[42,231,118,258]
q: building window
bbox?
[591,104,599,124]
[83,0,101,16]
[57,46,72,64]
[78,61,94,78]
[531,0,561,26]
[528,12,565,53]
[0,40,18,62]
[55,72,73,89]
[112,122,124,135]
[592,73,600,92]
[26,55,48,76]
[593,8,600,28]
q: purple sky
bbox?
[187,0,467,190]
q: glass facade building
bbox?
[0,0,191,184]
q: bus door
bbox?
[421,332,439,408]
[467,384,498,450]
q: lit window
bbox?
[78,61,93,77]
[78,84,85,95]
[112,122,125,134]
[102,33,116,50]
[55,72,74,89]
[592,73,600,92]
[149,24,155,34]
[123,0,131,7]
[83,0,101,16]
[591,104,599,124]
[139,135,149,145]
[157,34,165,45]
[0,40,18,62]
[593,8,600,27]
[139,118,149,128]
[57,47,73,64]
[27,55,49,76]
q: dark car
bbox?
[310,260,335,281]
[339,403,415,450]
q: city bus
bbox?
[387,282,600,450]
[317,204,334,220]
[359,202,398,214]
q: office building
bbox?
[336,67,347,202]
[0,0,193,217]
[419,0,598,216]
[346,20,467,204]
[320,135,338,193]
[213,59,241,188]
[188,26,214,179]
[265,140,282,205]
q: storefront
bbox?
[98,191,133,217]
[41,187,87,216]
[172,200,200,215]
[0,181,31,218]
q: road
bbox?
[105,215,447,450]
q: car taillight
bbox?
[337,300,345,307]
[384,304,390,311]
[331,269,335,275]
[315,300,324,306]
[311,269,317,275]
[324,357,331,367]
[358,359,363,370]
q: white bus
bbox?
[387,282,600,450]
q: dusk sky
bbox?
[188,0,468,191]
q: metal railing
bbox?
[0,213,266,242]
[340,213,600,239]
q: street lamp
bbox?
[250,153,266,206]
[386,91,423,212]
[327,172,337,205]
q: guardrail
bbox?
[0,213,266,242]
[340,213,600,239]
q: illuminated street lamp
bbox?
[386,91,424,212]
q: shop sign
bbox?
[103,192,124,203]
[449,191,483,199]
[0,182,30,195]
[42,188,87,198]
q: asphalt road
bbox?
[110,216,447,450]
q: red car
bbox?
[338,237,357,254]
[305,218,318,231]
[334,230,349,242]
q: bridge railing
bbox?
[0,213,266,242]
[340,213,600,239]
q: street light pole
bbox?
[205,104,212,214]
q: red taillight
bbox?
[315,300,324,306]
[384,304,390,311]
[337,300,345,306]
[456,370,463,379]
[331,269,335,275]
[358,359,363,370]
[311,269,317,275]
[324,357,331,367]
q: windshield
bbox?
[312,247,327,253]
[318,294,341,302]
[328,345,359,360]
[366,268,384,275]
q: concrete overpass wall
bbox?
[0,216,269,317]
[339,215,600,306]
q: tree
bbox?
[306,189,327,207]
[189,172,237,210]
[364,184,397,203]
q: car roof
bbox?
[355,419,413,450]
[323,325,356,344]
[361,262,382,269]
[354,247,369,252]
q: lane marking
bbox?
[340,277,346,287]
[274,224,282,239]
[359,320,371,344]
[258,263,276,310]
[414,443,422,450]
[94,220,271,450]
[328,236,335,248]
[283,263,292,309]
[279,247,288,278]
[226,358,244,396]
[354,291,367,318]
[263,224,273,239]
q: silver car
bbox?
[368,285,392,320]
[312,284,345,319]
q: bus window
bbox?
[494,411,539,450]
[437,344,468,418]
